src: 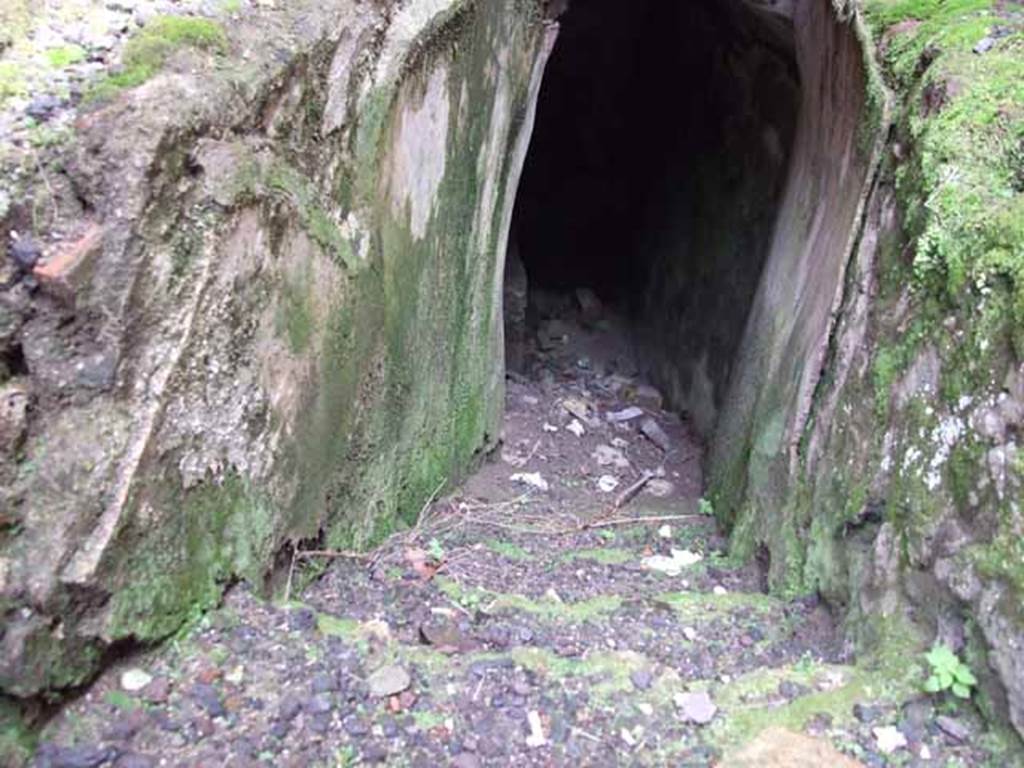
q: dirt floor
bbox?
[31,299,1013,767]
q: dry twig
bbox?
[581,513,701,531]
[613,470,655,509]
[295,549,371,560]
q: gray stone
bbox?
[304,693,333,715]
[0,384,29,458]
[630,669,653,691]
[853,703,883,723]
[114,755,156,768]
[640,417,671,452]
[935,715,970,743]
[189,683,225,718]
[8,237,41,271]
[973,36,996,54]
[367,664,411,698]
[675,691,717,725]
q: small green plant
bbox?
[104,690,138,711]
[44,44,85,69]
[334,745,357,767]
[793,650,817,675]
[698,497,714,517]
[427,537,445,562]
[923,644,977,699]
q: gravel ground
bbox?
[31,302,1019,767]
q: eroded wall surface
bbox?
[709,0,1024,739]
[0,0,555,702]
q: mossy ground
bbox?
[32,508,1022,766]
[85,16,228,102]
[864,0,1024,365]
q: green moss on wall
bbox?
[866,0,1024,354]
[0,698,34,767]
[264,163,359,271]
[43,44,85,69]
[275,268,315,354]
[107,473,276,641]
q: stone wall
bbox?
[708,0,1024,741]
[0,0,555,705]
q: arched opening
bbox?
[505,0,801,436]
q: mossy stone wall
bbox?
[0,0,554,719]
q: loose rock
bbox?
[935,715,970,743]
[873,725,908,754]
[675,691,717,725]
[367,665,411,698]
[639,418,671,452]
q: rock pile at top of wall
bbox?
[0,0,555,710]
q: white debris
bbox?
[526,710,547,748]
[642,548,703,576]
[682,626,698,641]
[620,727,638,747]
[873,725,908,754]
[674,691,717,724]
[607,406,644,423]
[542,422,559,433]
[657,524,673,539]
[647,479,674,498]
[597,475,620,493]
[120,668,152,693]
[567,420,586,437]
[511,472,549,492]
[593,444,630,469]
[561,397,591,422]
[712,585,728,596]
[544,587,564,604]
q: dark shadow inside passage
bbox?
[505,0,802,431]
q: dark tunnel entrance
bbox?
[505,0,801,435]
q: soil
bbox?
[31,299,1006,767]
